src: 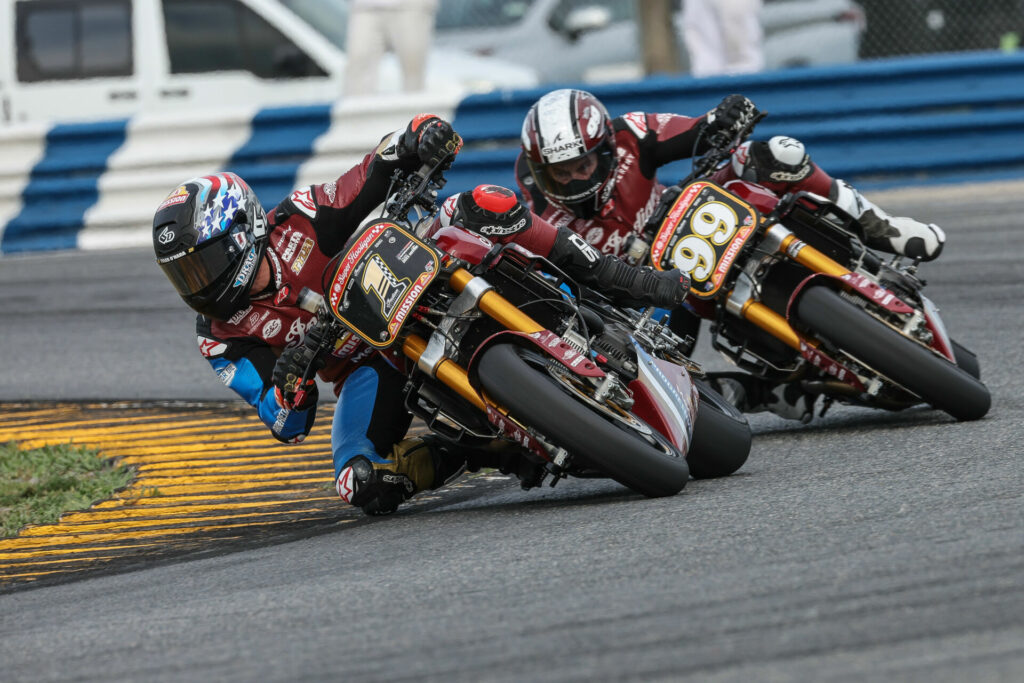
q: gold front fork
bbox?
[729,225,853,349]
[401,268,547,413]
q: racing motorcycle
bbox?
[292,161,752,499]
[630,116,990,422]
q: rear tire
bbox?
[687,381,752,479]
[795,286,990,421]
[477,344,689,498]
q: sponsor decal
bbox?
[290,238,315,275]
[197,336,228,357]
[336,467,355,502]
[274,284,291,307]
[542,138,583,160]
[329,223,389,310]
[285,314,316,347]
[158,186,190,211]
[386,271,431,335]
[290,188,318,218]
[651,182,706,266]
[281,232,302,262]
[262,317,282,339]
[273,407,289,433]
[157,226,175,245]
[800,341,865,390]
[332,331,361,358]
[233,246,257,288]
[323,181,337,203]
[632,187,662,232]
[622,111,649,138]
[584,227,604,244]
[227,305,252,326]
[568,233,599,262]
[396,240,419,264]
[231,231,247,250]
[274,226,294,249]
[216,363,237,386]
[710,223,755,286]
[157,250,186,264]
[362,254,410,318]
[248,310,270,329]
[583,105,602,138]
[603,231,623,255]
[441,195,458,219]
[478,217,527,236]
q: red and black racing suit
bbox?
[196,135,605,485]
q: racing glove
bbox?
[549,227,690,308]
[272,328,327,410]
[398,114,464,170]
[705,94,759,140]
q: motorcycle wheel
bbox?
[952,339,981,380]
[796,286,990,422]
[687,380,753,479]
[477,344,689,498]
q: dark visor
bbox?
[159,232,248,298]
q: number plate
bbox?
[327,220,441,348]
[650,181,759,299]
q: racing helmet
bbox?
[152,172,269,320]
[521,89,617,219]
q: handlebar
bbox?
[383,153,452,224]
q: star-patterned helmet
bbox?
[152,172,269,320]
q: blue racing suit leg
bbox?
[331,355,413,480]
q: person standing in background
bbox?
[344,0,439,95]
[681,0,765,77]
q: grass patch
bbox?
[0,442,134,538]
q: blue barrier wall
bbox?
[3,51,1024,255]
[446,50,1024,193]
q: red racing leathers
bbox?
[195,134,420,444]
[515,111,833,258]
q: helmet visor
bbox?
[158,223,252,299]
[533,145,615,205]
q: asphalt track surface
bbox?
[1,182,1022,681]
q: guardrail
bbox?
[3,51,1024,255]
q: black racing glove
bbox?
[705,94,759,140]
[398,114,463,170]
[592,261,691,309]
[454,185,532,238]
[272,332,326,410]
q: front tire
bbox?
[795,286,990,421]
[687,381,752,478]
[477,344,689,498]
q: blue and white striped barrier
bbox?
[3,51,1024,255]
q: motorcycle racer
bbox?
[516,88,946,422]
[152,115,689,516]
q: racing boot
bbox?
[707,372,816,424]
[460,441,548,490]
[830,180,945,261]
[336,436,467,516]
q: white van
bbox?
[0,0,538,126]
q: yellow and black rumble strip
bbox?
[0,402,496,591]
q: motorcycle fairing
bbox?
[650,181,759,300]
[327,220,441,349]
[431,225,496,265]
[627,340,699,454]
